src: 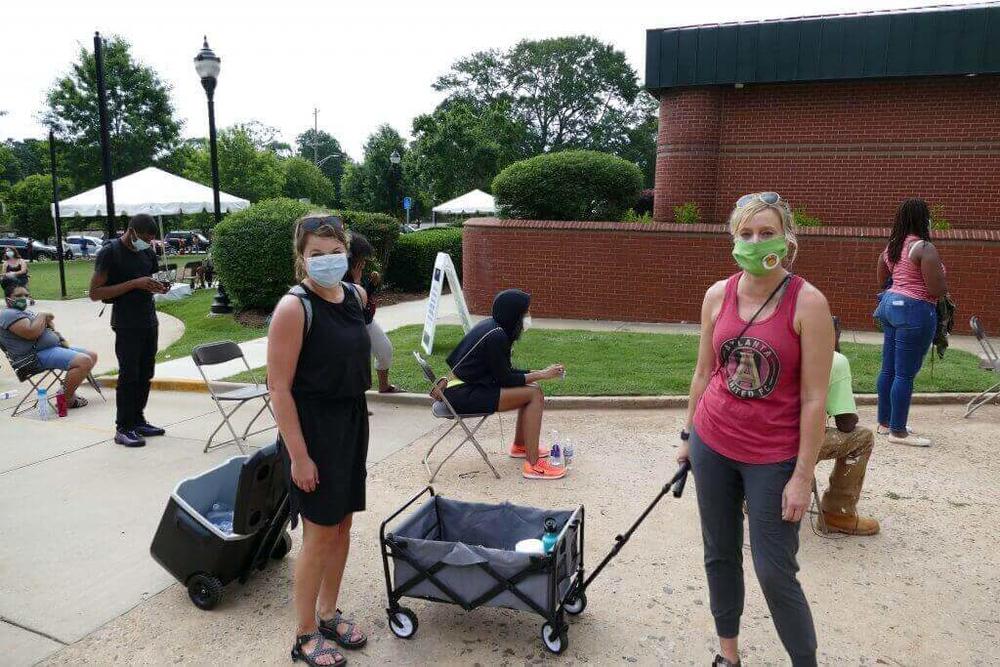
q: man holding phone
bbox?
[90,214,169,447]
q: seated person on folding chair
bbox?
[442,288,566,481]
[817,317,879,535]
[1,283,97,408]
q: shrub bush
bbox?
[385,227,463,293]
[930,204,951,231]
[792,207,823,228]
[673,202,701,225]
[212,198,317,310]
[635,188,655,215]
[621,208,653,223]
[491,150,643,221]
[337,209,400,269]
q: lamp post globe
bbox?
[389,149,401,165]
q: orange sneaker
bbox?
[522,459,566,480]
[509,443,550,459]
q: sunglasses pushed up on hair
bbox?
[299,215,344,232]
[736,192,784,208]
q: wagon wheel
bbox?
[564,590,587,616]
[541,622,568,654]
[271,531,293,560]
[389,607,418,639]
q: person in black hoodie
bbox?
[443,289,566,480]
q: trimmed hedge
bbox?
[338,209,399,268]
[385,227,463,293]
[492,150,643,221]
[212,198,318,310]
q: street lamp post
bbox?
[194,37,231,314]
[389,149,401,219]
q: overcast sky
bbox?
[1,0,969,161]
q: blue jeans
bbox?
[874,292,937,432]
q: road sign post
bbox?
[403,196,412,226]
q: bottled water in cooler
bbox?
[206,502,234,535]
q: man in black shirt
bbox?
[90,214,169,447]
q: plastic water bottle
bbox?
[37,388,52,420]
[541,517,559,554]
[550,443,563,468]
[563,438,574,467]
[0,390,18,401]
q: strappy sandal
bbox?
[68,395,88,409]
[291,631,346,666]
[318,609,368,650]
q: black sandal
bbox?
[318,610,368,650]
[291,632,346,666]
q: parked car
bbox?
[63,235,104,259]
[165,231,210,252]
[0,237,61,261]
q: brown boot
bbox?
[820,511,880,536]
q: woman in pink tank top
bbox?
[874,199,948,447]
[677,192,834,667]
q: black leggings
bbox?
[689,427,817,666]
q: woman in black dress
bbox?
[267,214,370,667]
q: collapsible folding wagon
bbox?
[379,463,689,655]
[150,443,292,610]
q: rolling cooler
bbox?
[150,443,292,610]
[380,462,690,655]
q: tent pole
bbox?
[158,215,166,273]
[49,130,67,299]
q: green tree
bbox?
[283,157,336,206]
[43,35,182,189]
[296,129,346,205]
[435,36,652,158]
[340,125,407,217]
[7,174,70,242]
[408,100,528,205]
[182,126,285,203]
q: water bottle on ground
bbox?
[37,388,52,420]
[541,517,559,554]
[563,437,573,467]
[0,390,18,401]
[549,430,562,467]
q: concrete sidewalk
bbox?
[0,298,184,394]
[0,385,445,666]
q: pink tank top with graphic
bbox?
[880,235,940,304]
[693,273,805,464]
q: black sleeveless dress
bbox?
[280,282,371,527]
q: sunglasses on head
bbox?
[736,192,783,208]
[300,216,344,232]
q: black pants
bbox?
[689,427,817,666]
[114,326,157,431]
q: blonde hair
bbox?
[293,213,351,281]
[727,195,799,265]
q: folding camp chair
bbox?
[964,316,1000,418]
[412,351,501,483]
[0,339,64,418]
[192,342,276,453]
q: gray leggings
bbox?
[367,320,393,371]
[689,427,817,666]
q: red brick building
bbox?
[463,5,1000,333]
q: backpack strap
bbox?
[288,285,313,338]
[341,281,365,312]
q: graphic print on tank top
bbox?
[719,335,781,399]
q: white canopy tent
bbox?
[55,166,250,219]
[431,189,496,223]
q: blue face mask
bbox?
[306,253,349,288]
[131,236,151,252]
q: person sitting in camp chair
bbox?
[817,317,880,535]
[1,283,98,409]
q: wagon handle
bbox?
[380,486,435,545]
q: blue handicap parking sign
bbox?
[403,196,412,210]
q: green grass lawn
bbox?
[223,324,991,395]
[21,259,98,300]
[155,288,266,363]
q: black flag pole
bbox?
[48,130,67,299]
[94,32,116,239]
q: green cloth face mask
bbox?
[8,297,28,311]
[732,237,788,276]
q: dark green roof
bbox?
[645,4,1000,90]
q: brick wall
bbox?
[463,218,1000,335]
[655,76,1000,228]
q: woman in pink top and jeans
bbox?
[875,199,948,447]
[678,193,835,667]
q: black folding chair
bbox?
[965,316,1000,418]
[192,341,275,453]
[412,351,501,483]
[0,339,64,417]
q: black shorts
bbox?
[442,382,500,415]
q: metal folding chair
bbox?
[964,316,1000,418]
[192,341,276,453]
[0,339,64,417]
[412,351,501,483]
